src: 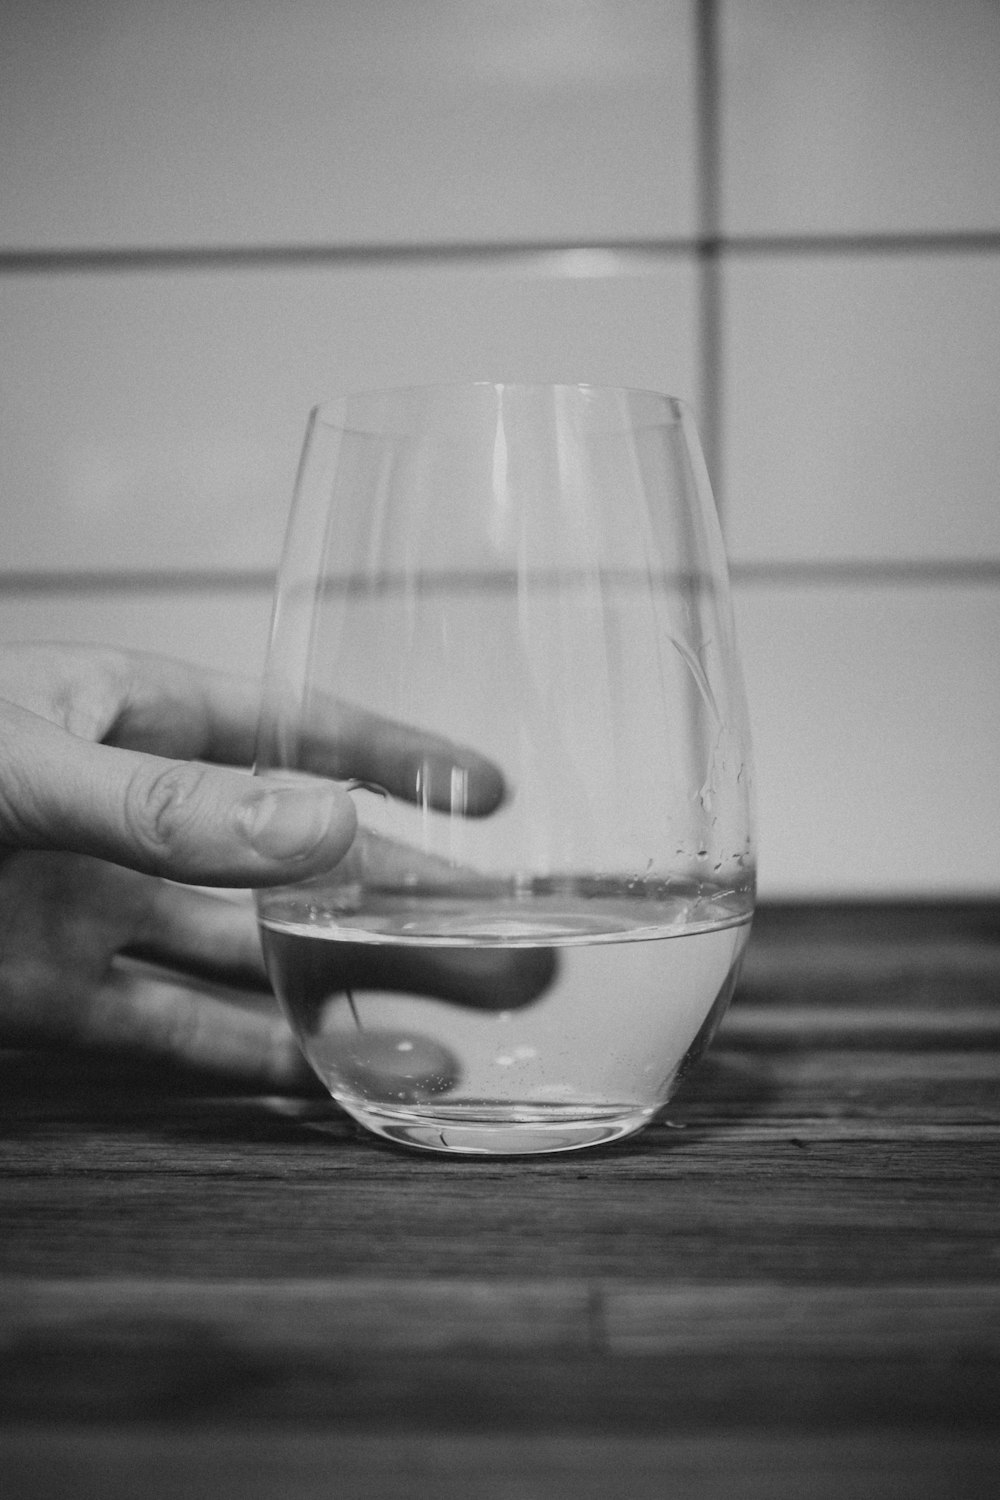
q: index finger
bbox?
[16,647,505,817]
[168,658,507,814]
[293,699,506,816]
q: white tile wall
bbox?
[722,253,1000,564]
[1,0,697,249]
[720,0,1000,235]
[735,583,1000,896]
[0,258,700,571]
[2,0,998,899]
[0,587,274,682]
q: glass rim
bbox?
[311,380,692,428]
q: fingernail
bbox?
[243,787,337,861]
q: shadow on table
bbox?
[0,1040,779,1160]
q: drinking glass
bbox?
[254,383,754,1155]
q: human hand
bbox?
[0,643,548,1087]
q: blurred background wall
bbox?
[2,0,998,900]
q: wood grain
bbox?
[1,902,998,1496]
[3,1432,998,1500]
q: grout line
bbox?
[730,559,1000,587]
[695,0,721,240]
[697,251,723,505]
[1,233,997,278]
[0,569,279,595]
[695,0,724,517]
[719,230,1000,257]
[1,560,999,597]
[0,240,697,276]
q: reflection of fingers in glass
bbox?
[296,700,506,816]
[270,935,558,1022]
[334,943,558,1012]
[315,1027,460,1104]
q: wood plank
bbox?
[2,1279,997,1358]
[4,1026,1000,1119]
[3,1431,998,1500]
[721,1004,1000,1046]
[1,1341,997,1431]
[0,1279,594,1353]
[602,1283,1000,1354]
[1,1128,997,1284]
[748,902,1000,944]
[0,903,997,1491]
[737,901,1000,1008]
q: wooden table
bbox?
[2,904,998,1498]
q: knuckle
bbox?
[66,650,135,742]
[13,644,132,743]
[124,760,211,859]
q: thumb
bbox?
[0,702,357,885]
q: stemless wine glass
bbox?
[254,383,754,1156]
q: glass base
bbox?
[340,1100,656,1156]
